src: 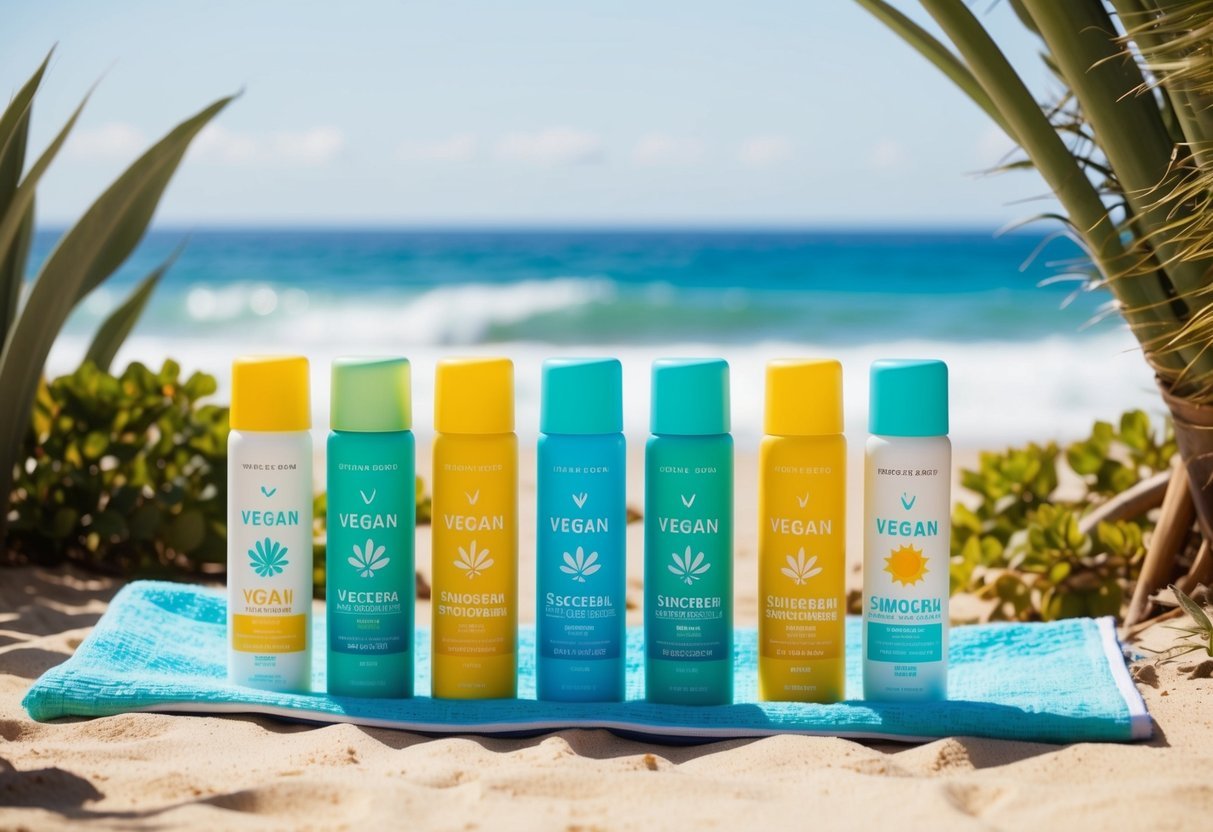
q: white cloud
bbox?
[397,133,477,162]
[66,122,147,160]
[271,126,344,166]
[738,134,793,168]
[189,125,344,167]
[868,138,907,170]
[632,133,703,166]
[496,127,603,165]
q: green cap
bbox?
[869,358,948,437]
[330,357,412,432]
[541,358,623,435]
[651,358,730,436]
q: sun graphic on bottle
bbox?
[883,544,929,586]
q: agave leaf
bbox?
[0,198,33,347]
[0,94,234,538]
[0,48,50,218]
[0,87,92,304]
[84,241,183,373]
[0,52,52,344]
[1170,583,1213,634]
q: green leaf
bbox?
[0,94,235,537]
[0,199,35,347]
[915,0,1189,373]
[1119,410,1150,453]
[0,87,92,307]
[84,243,184,373]
[1171,584,1213,635]
[0,50,52,344]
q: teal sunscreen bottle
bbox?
[644,358,734,705]
[326,357,415,697]
[537,358,627,701]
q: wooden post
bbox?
[1124,460,1195,629]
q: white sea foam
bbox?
[169,278,617,345]
[49,327,1161,450]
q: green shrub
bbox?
[4,360,229,574]
[952,410,1173,621]
[3,358,433,585]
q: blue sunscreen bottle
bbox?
[536,358,627,701]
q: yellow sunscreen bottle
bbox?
[431,357,518,699]
[758,359,846,702]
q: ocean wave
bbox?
[66,275,1100,347]
[47,328,1160,448]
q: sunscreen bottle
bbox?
[644,358,733,705]
[758,359,846,702]
[431,357,518,699]
[227,356,313,692]
[536,358,627,702]
[863,359,950,701]
[326,357,415,698]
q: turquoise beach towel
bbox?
[23,581,1150,744]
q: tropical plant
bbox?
[0,48,233,545]
[3,360,229,575]
[952,410,1178,620]
[1165,583,1213,659]
[856,2,1213,536]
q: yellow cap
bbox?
[230,356,311,432]
[764,358,843,436]
[434,357,514,434]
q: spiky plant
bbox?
[857,2,1213,534]
[0,49,233,541]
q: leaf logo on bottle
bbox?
[560,546,601,583]
[668,546,711,585]
[454,540,494,579]
[780,547,823,586]
[349,538,389,578]
[248,537,289,578]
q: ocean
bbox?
[38,228,1158,446]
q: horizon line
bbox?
[31,220,1042,235]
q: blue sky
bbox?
[2,1,1059,227]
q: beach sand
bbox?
[2,448,1212,830]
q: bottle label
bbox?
[431,437,518,695]
[863,446,950,693]
[646,456,732,665]
[758,442,846,693]
[228,434,312,691]
[538,444,625,666]
[327,445,414,659]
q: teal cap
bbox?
[651,358,730,436]
[869,359,948,436]
[541,358,623,434]
[330,356,412,432]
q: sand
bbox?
[2,448,1212,830]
